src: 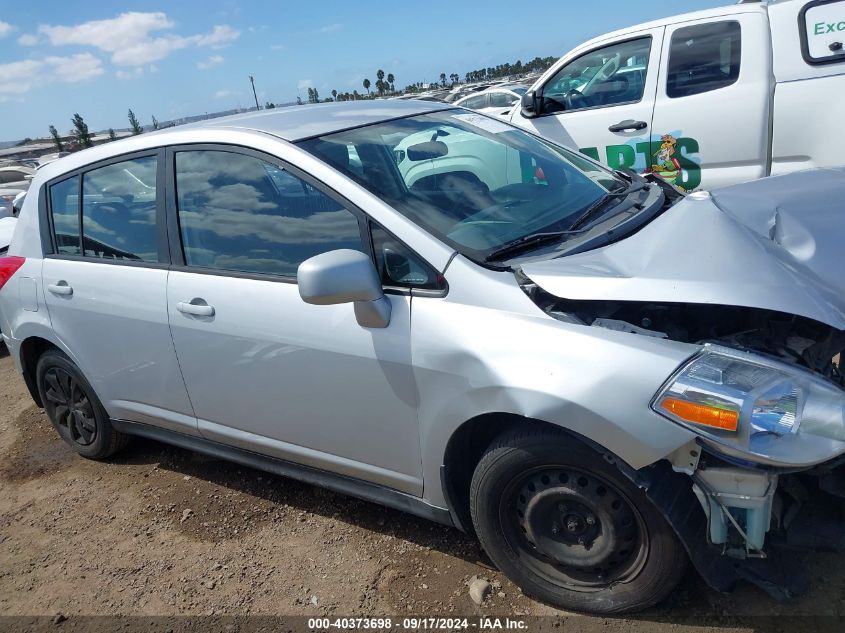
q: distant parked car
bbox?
[455,86,528,118]
[0,217,16,255]
[0,166,35,190]
[37,152,71,168]
[0,187,25,218]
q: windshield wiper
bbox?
[483,181,650,263]
[484,231,572,262]
[566,182,647,232]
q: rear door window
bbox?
[666,21,741,98]
[81,156,159,261]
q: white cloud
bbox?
[197,54,224,70]
[214,90,235,99]
[116,67,144,80]
[0,21,13,38]
[38,12,240,67]
[194,25,239,48]
[17,33,38,46]
[297,79,314,91]
[0,53,103,94]
[318,23,343,34]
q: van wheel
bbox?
[469,429,686,614]
[36,350,129,459]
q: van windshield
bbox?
[299,110,624,261]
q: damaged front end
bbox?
[521,280,845,600]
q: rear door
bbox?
[41,150,197,434]
[651,13,771,190]
[511,29,662,174]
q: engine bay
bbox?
[521,280,845,387]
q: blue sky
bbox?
[0,0,727,140]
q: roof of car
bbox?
[174,99,454,141]
[32,100,457,182]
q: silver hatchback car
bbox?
[1,101,844,614]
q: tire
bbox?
[470,428,687,614]
[35,349,129,460]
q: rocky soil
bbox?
[1,346,843,631]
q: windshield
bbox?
[299,110,623,261]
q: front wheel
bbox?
[470,429,687,614]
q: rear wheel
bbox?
[470,429,686,614]
[36,349,128,459]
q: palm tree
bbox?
[387,73,395,93]
[363,78,371,96]
[439,73,447,87]
[331,89,338,101]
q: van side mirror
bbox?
[520,91,540,118]
[297,249,391,328]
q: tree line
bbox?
[42,54,560,151]
[47,108,157,152]
[306,56,558,104]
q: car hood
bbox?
[521,168,845,330]
[0,217,17,249]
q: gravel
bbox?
[1,347,843,627]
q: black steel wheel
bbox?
[507,466,648,590]
[36,349,129,459]
[43,366,98,446]
[470,428,687,614]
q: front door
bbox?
[165,147,423,494]
[511,29,663,179]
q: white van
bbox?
[510,0,845,190]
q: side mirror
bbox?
[297,249,391,328]
[520,91,540,118]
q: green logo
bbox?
[580,133,701,191]
[814,21,845,35]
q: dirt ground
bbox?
[1,345,844,632]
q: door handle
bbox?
[177,300,215,317]
[608,119,648,132]
[47,282,73,296]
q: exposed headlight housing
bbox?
[652,345,845,468]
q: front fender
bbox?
[412,277,700,508]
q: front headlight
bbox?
[652,345,845,467]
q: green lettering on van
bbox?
[579,134,701,191]
[815,22,826,35]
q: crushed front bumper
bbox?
[635,458,845,600]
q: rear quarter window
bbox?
[49,176,81,255]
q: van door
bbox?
[510,28,663,175]
[650,13,771,190]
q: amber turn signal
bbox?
[659,397,739,432]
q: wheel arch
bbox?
[17,332,82,407]
[440,413,640,534]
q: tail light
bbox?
[0,256,26,291]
